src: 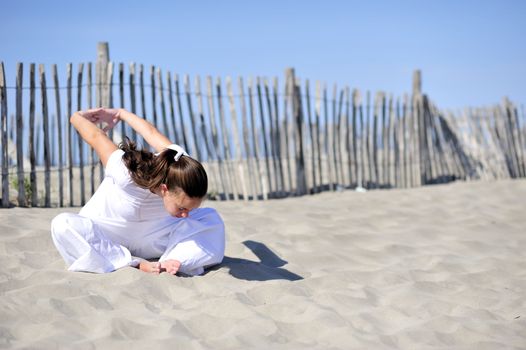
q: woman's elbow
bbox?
[69,111,82,124]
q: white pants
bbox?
[51,208,225,275]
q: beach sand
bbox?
[1,179,525,349]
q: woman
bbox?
[51,108,225,276]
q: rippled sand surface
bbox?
[1,179,525,349]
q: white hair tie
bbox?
[165,144,189,161]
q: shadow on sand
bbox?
[207,240,303,282]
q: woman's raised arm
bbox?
[70,109,118,167]
[117,109,171,153]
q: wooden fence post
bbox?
[15,63,26,206]
[282,77,293,194]
[86,63,95,196]
[286,68,307,196]
[196,75,220,198]
[216,77,239,200]
[150,66,158,130]
[166,71,176,142]
[521,105,526,175]
[226,77,248,201]
[394,97,402,187]
[413,69,422,96]
[76,63,85,206]
[305,80,317,193]
[0,62,7,207]
[139,65,147,148]
[184,75,201,160]
[314,82,323,191]
[380,92,388,187]
[354,90,365,189]
[238,77,258,200]
[405,97,411,187]
[504,98,523,177]
[157,68,174,139]
[174,74,189,152]
[412,70,423,186]
[387,95,395,187]
[106,62,115,142]
[119,63,126,138]
[30,64,39,206]
[264,78,281,196]
[371,92,381,188]
[39,64,51,207]
[364,91,372,188]
[272,78,285,196]
[248,77,266,199]
[129,63,137,142]
[322,83,333,190]
[66,64,74,206]
[96,42,109,107]
[157,68,170,139]
[335,86,345,188]
[206,76,229,200]
[348,87,356,187]
[330,84,339,188]
[514,104,525,176]
[256,77,273,196]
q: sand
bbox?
[1,179,525,349]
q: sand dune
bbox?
[1,179,525,349]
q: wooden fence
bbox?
[0,59,525,207]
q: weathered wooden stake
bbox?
[206,76,228,200]
[0,62,7,207]
[66,64,74,206]
[15,63,26,206]
[39,64,51,207]
[226,77,248,201]
[77,63,85,206]
[30,64,39,206]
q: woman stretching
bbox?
[51,108,225,276]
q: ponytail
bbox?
[119,138,207,198]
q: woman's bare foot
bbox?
[160,259,181,275]
[138,261,161,274]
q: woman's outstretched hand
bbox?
[80,108,121,132]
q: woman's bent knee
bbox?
[51,213,77,237]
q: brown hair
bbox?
[119,138,208,198]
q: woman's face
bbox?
[160,185,203,218]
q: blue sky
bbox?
[1,0,525,109]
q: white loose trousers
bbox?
[51,207,225,275]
